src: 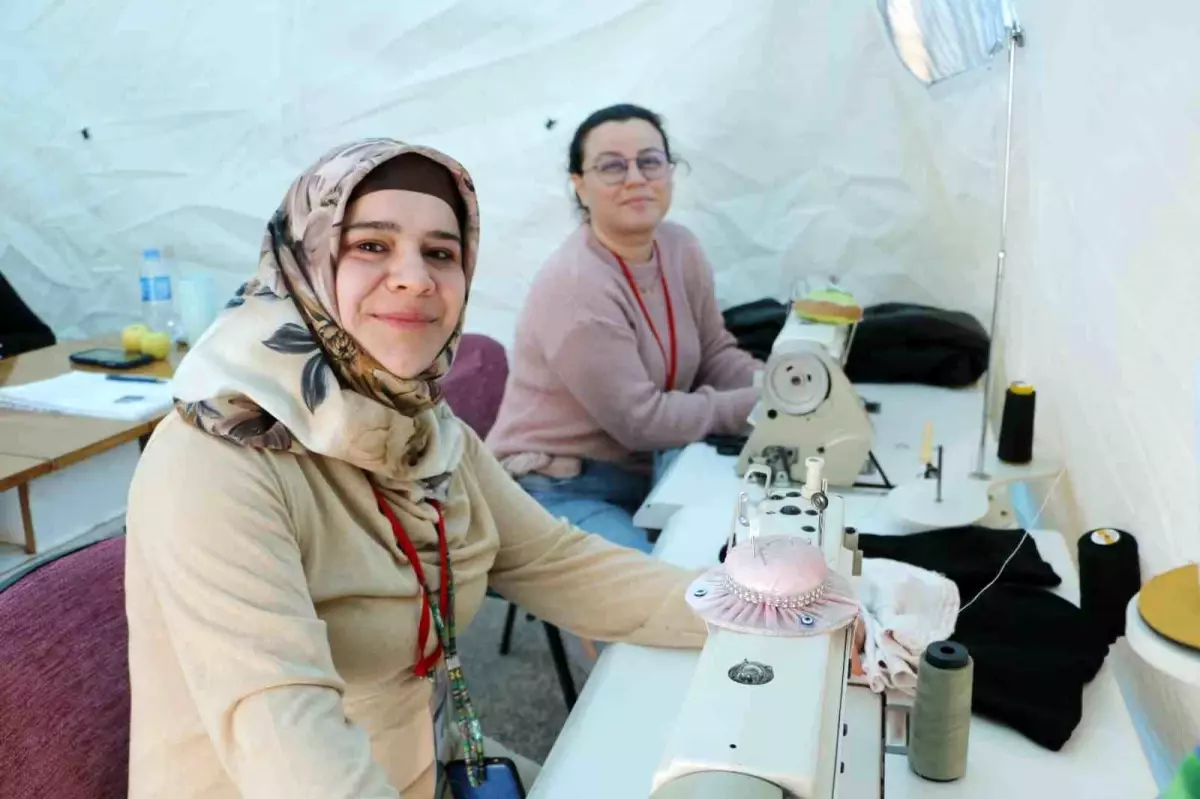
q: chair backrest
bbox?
[0,536,129,799]
[441,333,509,439]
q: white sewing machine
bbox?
[634,312,875,532]
[736,314,873,489]
[649,457,898,799]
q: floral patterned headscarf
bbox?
[170,138,480,491]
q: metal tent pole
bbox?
[972,24,1025,481]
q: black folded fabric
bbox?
[843,302,989,388]
[0,271,55,359]
[950,584,1109,751]
[720,299,988,387]
[858,526,1061,594]
[721,298,788,362]
[859,527,1109,751]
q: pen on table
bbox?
[106,374,167,384]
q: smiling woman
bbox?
[335,153,468,379]
[487,104,763,555]
[122,138,709,799]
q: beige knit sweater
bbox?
[124,412,707,799]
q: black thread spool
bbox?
[997,382,1036,464]
[1078,528,1141,645]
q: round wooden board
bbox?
[1139,564,1200,652]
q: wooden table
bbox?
[0,335,182,555]
[0,455,52,555]
[0,333,179,385]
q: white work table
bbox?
[530,384,1156,799]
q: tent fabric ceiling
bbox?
[2,0,1197,782]
[1,0,1006,347]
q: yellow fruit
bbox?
[140,331,172,360]
[122,324,150,351]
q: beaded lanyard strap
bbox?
[372,486,486,787]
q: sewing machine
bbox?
[634,313,875,532]
[650,456,894,799]
[736,314,873,488]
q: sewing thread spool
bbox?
[803,456,824,496]
[909,641,973,782]
[920,421,934,467]
[1079,528,1141,645]
[997,382,1036,464]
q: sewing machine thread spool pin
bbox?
[935,446,944,503]
[803,456,825,497]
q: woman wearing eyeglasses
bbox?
[487,104,762,554]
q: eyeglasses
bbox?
[587,149,673,185]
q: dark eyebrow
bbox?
[429,230,463,244]
[340,220,462,244]
[594,148,665,158]
[340,220,401,233]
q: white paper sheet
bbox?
[0,371,173,422]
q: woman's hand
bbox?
[850,618,866,677]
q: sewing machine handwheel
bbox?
[763,350,831,415]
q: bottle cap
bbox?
[1008,382,1034,395]
[143,248,162,260]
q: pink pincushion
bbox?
[687,535,859,637]
[723,535,831,606]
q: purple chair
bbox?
[441,334,578,710]
[440,332,510,438]
[0,536,129,799]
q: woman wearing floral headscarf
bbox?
[123,139,707,799]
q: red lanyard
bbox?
[372,486,449,678]
[611,241,678,391]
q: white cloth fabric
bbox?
[851,558,960,695]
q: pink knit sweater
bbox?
[486,222,761,476]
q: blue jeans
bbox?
[519,451,680,554]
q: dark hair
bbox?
[568,104,674,216]
[568,104,673,175]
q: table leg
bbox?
[18,482,36,555]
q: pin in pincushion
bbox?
[687,535,859,636]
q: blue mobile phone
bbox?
[443,757,526,799]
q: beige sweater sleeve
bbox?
[126,432,401,799]
[464,427,709,648]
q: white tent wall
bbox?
[2,0,1005,346]
[1002,0,1200,780]
[2,0,1195,783]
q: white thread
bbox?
[957,468,1066,616]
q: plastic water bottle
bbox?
[140,248,178,338]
